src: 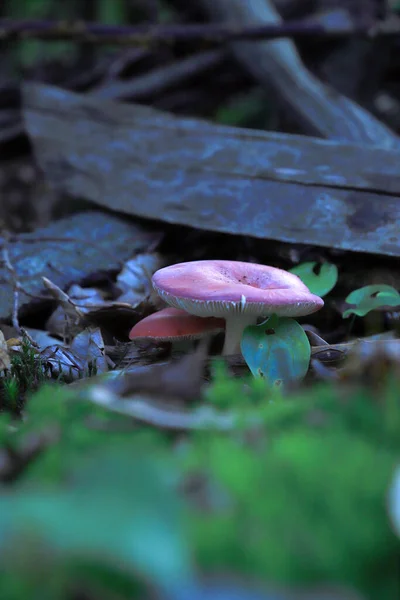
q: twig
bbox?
[86,386,261,431]
[196,0,400,146]
[1,232,21,334]
[0,229,44,347]
[103,47,151,81]
[0,16,396,46]
[90,49,226,100]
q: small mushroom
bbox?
[129,307,224,351]
[152,260,324,355]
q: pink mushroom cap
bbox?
[152,260,324,318]
[129,307,225,342]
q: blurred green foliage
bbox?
[4,0,131,69]
[6,0,75,68]
[214,89,273,129]
[97,0,126,26]
[0,368,399,598]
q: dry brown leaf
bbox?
[41,345,84,380]
[117,339,210,402]
[69,327,113,375]
[116,252,164,307]
[0,330,11,371]
[46,284,106,336]
[6,337,21,348]
[42,276,84,339]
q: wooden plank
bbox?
[23,83,400,256]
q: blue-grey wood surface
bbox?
[23,83,400,257]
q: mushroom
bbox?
[129,307,225,351]
[152,260,324,355]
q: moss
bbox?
[1,335,48,413]
[0,362,400,598]
[189,430,399,598]
[186,372,400,599]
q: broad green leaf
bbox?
[289,262,338,297]
[240,315,311,386]
[0,447,193,589]
[343,285,400,318]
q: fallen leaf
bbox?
[0,330,11,371]
[116,252,164,306]
[45,284,105,336]
[40,345,84,380]
[69,327,112,375]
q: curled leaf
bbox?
[343,285,400,318]
[289,262,338,297]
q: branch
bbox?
[0,16,396,46]
[1,230,22,333]
[0,229,39,347]
[195,0,400,145]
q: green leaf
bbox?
[343,284,400,318]
[0,446,193,589]
[240,315,311,386]
[289,262,338,297]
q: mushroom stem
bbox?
[222,315,258,356]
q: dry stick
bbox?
[1,233,21,333]
[0,232,39,348]
[0,16,397,45]
[0,109,22,143]
[89,49,227,100]
[86,386,260,431]
[196,0,400,147]
[104,48,151,81]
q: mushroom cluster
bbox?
[148,260,323,355]
[129,307,224,348]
